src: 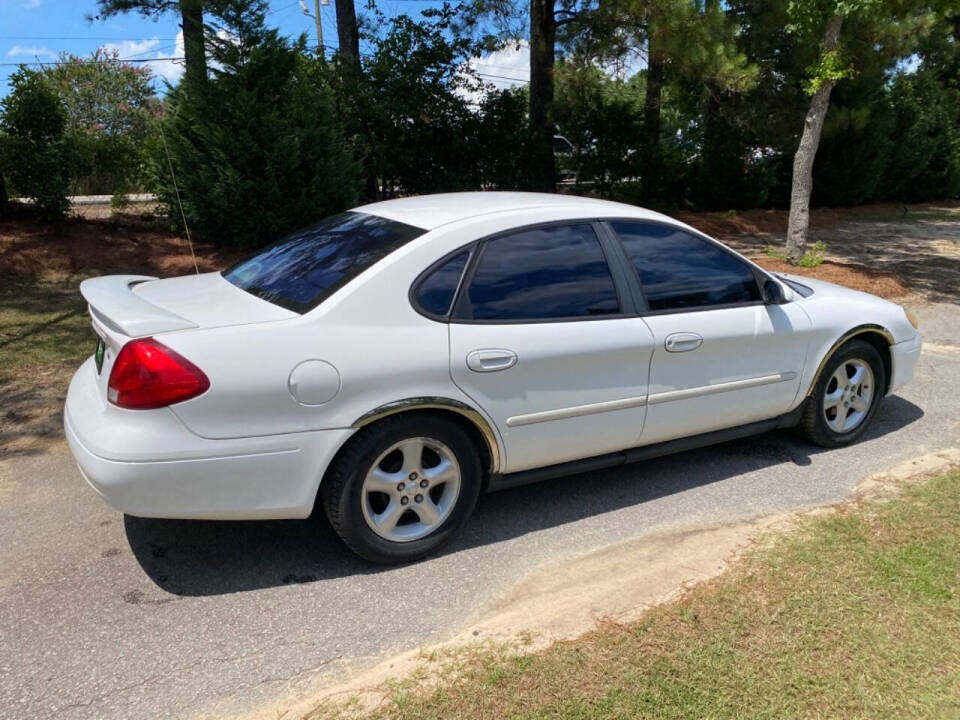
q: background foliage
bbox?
[0,0,957,241]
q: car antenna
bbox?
[159,123,200,275]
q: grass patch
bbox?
[0,278,93,455]
[764,239,827,268]
[321,470,960,719]
[0,279,91,385]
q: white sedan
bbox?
[65,193,922,563]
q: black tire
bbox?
[797,338,886,448]
[320,414,482,564]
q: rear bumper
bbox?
[889,332,922,394]
[64,358,353,520]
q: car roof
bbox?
[352,192,676,231]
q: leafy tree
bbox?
[459,0,592,192]
[43,49,160,196]
[0,68,72,219]
[153,0,359,246]
[582,0,757,204]
[92,0,210,86]
[782,0,939,263]
[476,86,533,189]
[881,68,960,201]
[333,5,484,199]
[810,80,894,206]
[553,62,644,196]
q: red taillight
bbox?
[108,338,210,410]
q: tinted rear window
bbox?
[459,224,620,321]
[223,212,426,313]
[413,250,469,317]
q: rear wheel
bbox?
[321,415,482,564]
[797,339,885,447]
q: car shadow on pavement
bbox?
[125,395,923,597]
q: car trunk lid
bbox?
[80,272,298,340]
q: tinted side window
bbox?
[612,222,761,312]
[460,224,620,321]
[223,212,426,313]
[414,250,469,317]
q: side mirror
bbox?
[762,278,786,305]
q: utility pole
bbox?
[300,0,329,55]
[313,0,323,51]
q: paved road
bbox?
[2,303,958,720]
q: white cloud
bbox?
[97,33,185,86]
[99,37,162,58]
[459,41,530,104]
[147,31,184,84]
[469,41,530,87]
[7,44,56,59]
[457,40,648,107]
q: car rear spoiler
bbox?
[80,275,198,337]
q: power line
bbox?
[0,35,179,41]
[476,72,529,84]
[0,56,183,68]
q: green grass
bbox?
[764,240,827,268]
[0,279,91,385]
[321,470,960,719]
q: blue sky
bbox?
[0,0,533,98]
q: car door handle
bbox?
[466,349,518,373]
[664,332,703,353]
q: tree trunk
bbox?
[642,32,664,202]
[0,173,8,220]
[180,0,206,86]
[334,0,360,61]
[528,0,556,192]
[785,14,843,264]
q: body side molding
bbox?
[505,371,797,428]
[648,372,797,405]
[506,395,648,427]
[352,397,502,473]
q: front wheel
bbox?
[320,415,482,564]
[797,338,885,448]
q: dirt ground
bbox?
[0,203,245,280]
[753,257,912,299]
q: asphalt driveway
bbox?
[1,301,957,720]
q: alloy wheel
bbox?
[360,437,462,542]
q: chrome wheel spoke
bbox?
[831,366,848,389]
[850,395,868,413]
[398,438,424,476]
[848,364,866,386]
[373,501,405,534]
[365,467,401,495]
[835,409,850,432]
[414,497,441,526]
[423,458,457,486]
[823,387,843,411]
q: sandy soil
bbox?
[236,448,960,720]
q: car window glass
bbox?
[223,212,426,314]
[461,224,620,321]
[414,250,469,317]
[611,222,761,311]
